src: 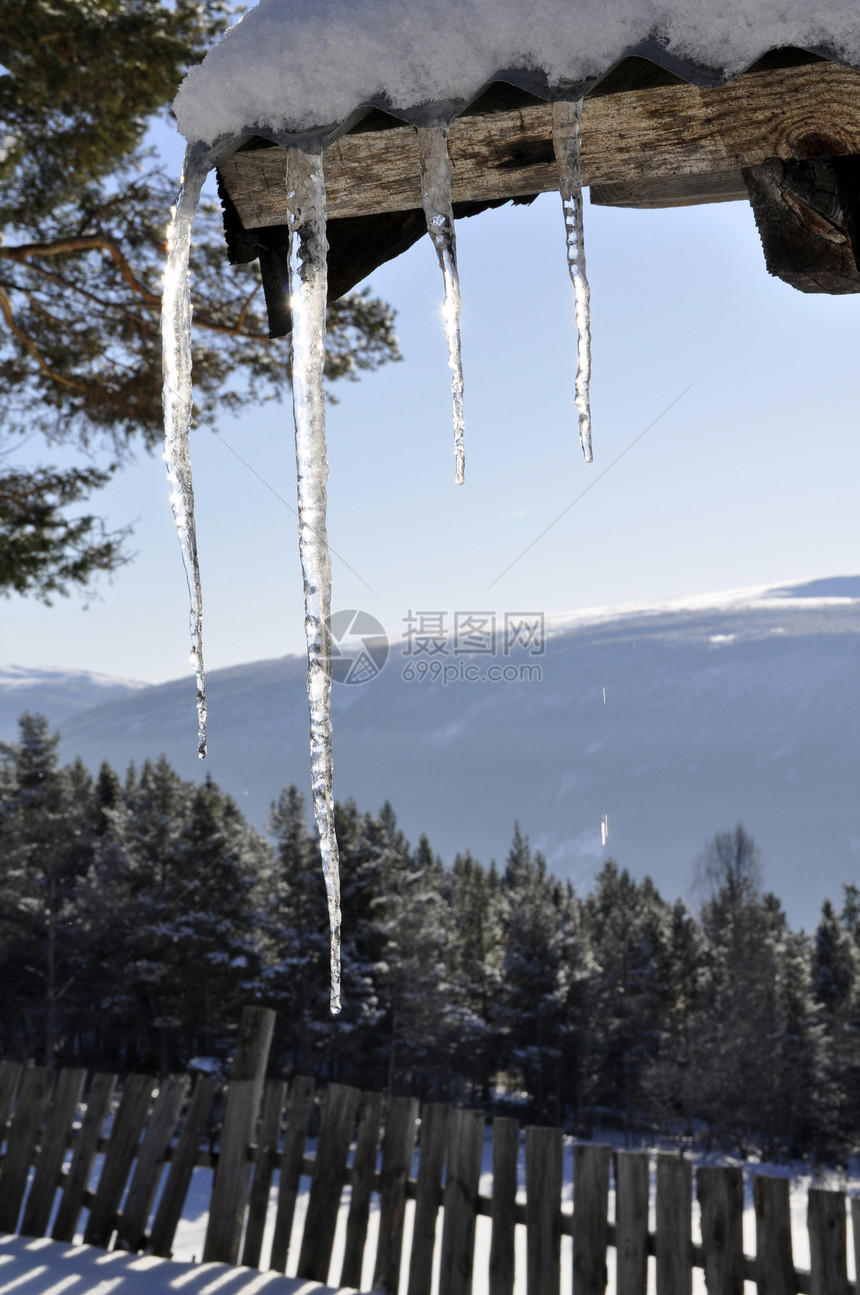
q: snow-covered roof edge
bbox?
[173,0,860,150]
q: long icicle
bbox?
[162,147,209,758]
[417,124,466,485]
[285,145,342,1015]
[552,99,593,463]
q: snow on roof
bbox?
[173,0,860,147]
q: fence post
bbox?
[573,1143,611,1295]
[656,1153,692,1295]
[525,1124,562,1295]
[0,1062,23,1148]
[203,1004,276,1264]
[808,1188,847,1295]
[697,1165,744,1295]
[489,1117,519,1295]
[439,1107,485,1295]
[615,1151,649,1295]
[408,1103,450,1295]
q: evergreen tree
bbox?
[0,0,399,599]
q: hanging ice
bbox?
[285,145,342,1016]
[552,99,593,463]
[417,124,466,485]
[600,814,609,847]
[162,147,209,759]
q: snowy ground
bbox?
[2,1135,857,1294]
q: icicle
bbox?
[162,147,209,758]
[285,145,342,1016]
[600,814,609,847]
[417,124,466,485]
[552,99,593,464]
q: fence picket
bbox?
[489,1117,519,1295]
[0,1066,56,1233]
[851,1198,860,1295]
[615,1150,649,1295]
[149,1073,217,1258]
[697,1165,744,1295]
[269,1074,314,1272]
[340,1090,384,1289]
[656,1154,692,1295]
[407,1103,450,1295]
[203,1005,275,1265]
[439,1108,485,1295]
[296,1081,361,1283]
[525,1124,562,1295]
[808,1188,847,1295]
[52,1071,117,1243]
[83,1072,156,1247]
[374,1095,420,1294]
[241,1078,286,1269]
[0,1061,23,1148]
[117,1076,188,1252]
[573,1143,611,1295]
[20,1067,86,1238]
[753,1175,795,1295]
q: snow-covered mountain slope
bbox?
[9,575,857,930]
[0,665,145,739]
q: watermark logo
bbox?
[330,609,389,685]
[401,610,544,685]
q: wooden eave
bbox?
[215,50,860,323]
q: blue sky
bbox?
[3,143,859,685]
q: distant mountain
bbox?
[0,665,146,739]
[5,576,858,930]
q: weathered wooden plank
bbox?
[296,1082,361,1283]
[149,1073,217,1258]
[851,1197,860,1295]
[116,1076,188,1252]
[340,1090,383,1289]
[374,1095,420,1295]
[615,1151,649,1295]
[656,1154,692,1295]
[488,1117,519,1295]
[203,1005,275,1264]
[241,1078,287,1270]
[0,1066,56,1233]
[743,156,860,294]
[52,1071,117,1243]
[407,1103,450,1295]
[439,1108,485,1295]
[218,62,860,228]
[753,1175,796,1295]
[84,1072,156,1247]
[697,1165,744,1295]
[591,169,747,208]
[525,1125,562,1295]
[20,1066,87,1238]
[573,1143,611,1295]
[0,1061,23,1146]
[269,1074,315,1272]
[808,1188,847,1295]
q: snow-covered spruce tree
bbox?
[0,0,399,601]
[443,851,504,1104]
[0,713,95,1060]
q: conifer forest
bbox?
[1,712,858,1165]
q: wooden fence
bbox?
[0,1007,857,1294]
